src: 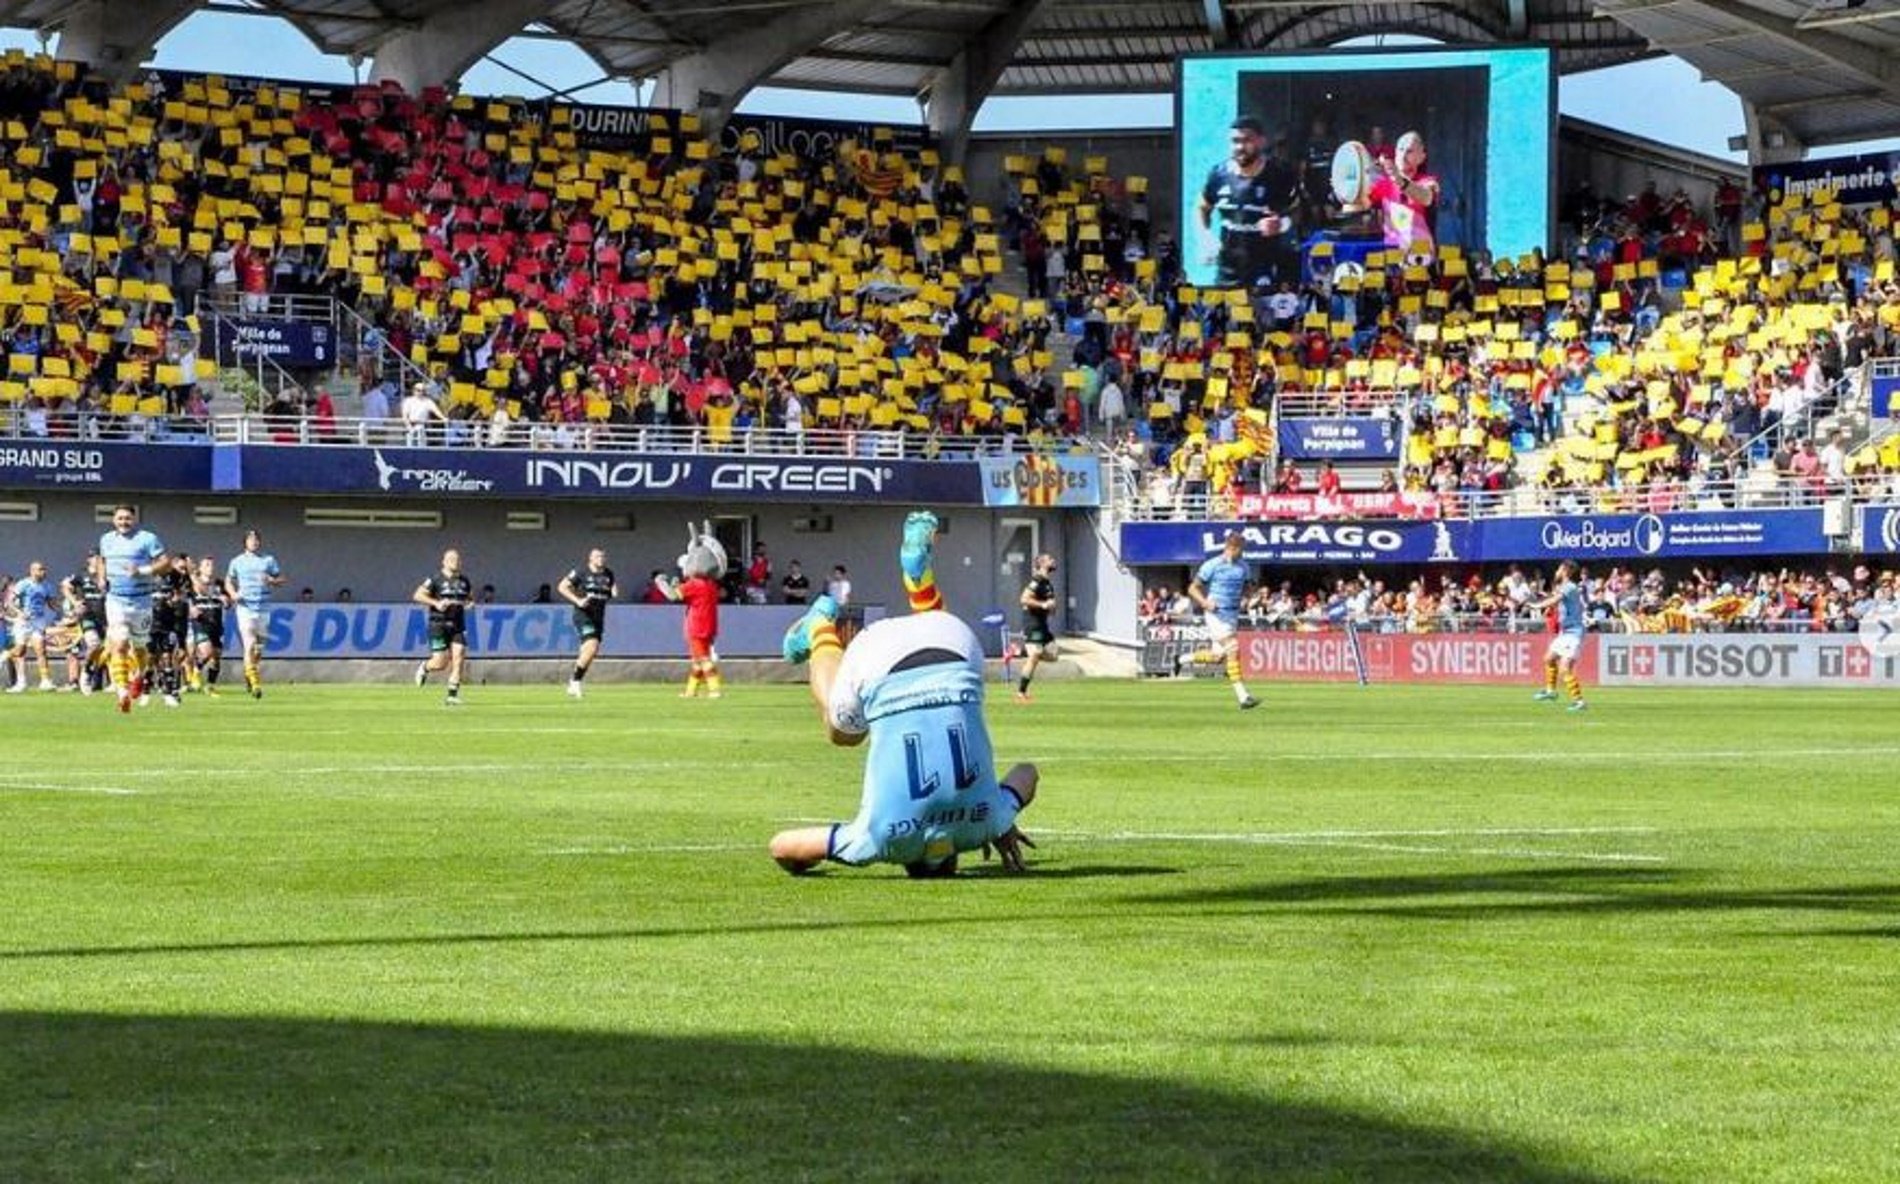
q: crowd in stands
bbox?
[0,50,1897,502]
[0,52,1094,451]
[1139,562,1899,635]
[1009,146,1900,513]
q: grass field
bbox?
[2,678,1897,1182]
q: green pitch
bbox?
[2,681,1897,1182]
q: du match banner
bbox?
[243,603,888,659]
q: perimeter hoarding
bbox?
[0,441,211,491]
[1178,45,1554,289]
[1120,509,1829,566]
[218,445,994,503]
[1241,629,1599,685]
[233,603,887,659]
[1238,631,1900,688]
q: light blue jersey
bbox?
[11,576,57,630]
[1556,581,1585,634]
[1194,554,1249,625]
[829,660,1022,867]
[226,551,282,611]
[98,528,166,608]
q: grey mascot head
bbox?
[677,520,728,581]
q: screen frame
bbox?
[1174,42,1558,284]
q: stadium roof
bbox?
[6,0,1900,151]
[1593,0,1900,150]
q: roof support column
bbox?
[662,0,887,139]
[1742,99,1806,167]
[368,0,549,95]
[54,0,198,83]
[923,0,1055,165]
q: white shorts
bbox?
[1546,632,1583,662]
[236,606,266,645]
[1205,615,1238,651]
[105,600,152,646]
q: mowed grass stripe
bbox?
[1,680,1898,1181]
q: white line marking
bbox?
[1043,827,1666,864]
[1051,748,1900,763]
[0,781,137,796]
[544,843,754,856]
[1044,826,1657,841]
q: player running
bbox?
[414,548,472,706]
[772,510,1038,878]
[1188,530,1262,710]
[6,561,61,693]
[559,548,618,698]
[97,504,168,714]
[148,555,192,707]
[225,529,284,700]
[62,553,108,695]
[189,556,229,696]
[1014,553,1059,704]
[1533,560,1588,712]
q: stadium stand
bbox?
[1137,561,1899,636]
[0,45,1893,523]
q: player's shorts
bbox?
[1205,614,1239,649]
[1023,621,1055,651]
[105,599,153,646]
[574,607,605,642]
[11,622,46,646]
[428,621,468,652]
[686,635,714,663]
[1546,631,1583,662]
[189,620,223,649]
[235,606,266,644]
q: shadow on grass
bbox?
[959,863,1183,880]
[0,1011,1623,1183]
[1139,868,1900,923]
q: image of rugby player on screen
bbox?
[1195,115,1301,290]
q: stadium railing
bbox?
[1143,611,1856,640]
[1106,471,1840,521]
[198,292,339,325]
[207,415,1049,458]
[1274,391,1406,418]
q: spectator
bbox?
[826,564,852,606]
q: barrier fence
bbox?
[1217,627,1900,688]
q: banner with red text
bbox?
[1234,492,1440,521]
[1239,630,1599,685]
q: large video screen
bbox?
[1177,46,1553,290]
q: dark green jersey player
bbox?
[188,556,229,694]
[558,548,619,698]
[1015,553,1059,704]
[148,557,193,706]
[414,549,473,705]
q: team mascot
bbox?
[671,521,728,699]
